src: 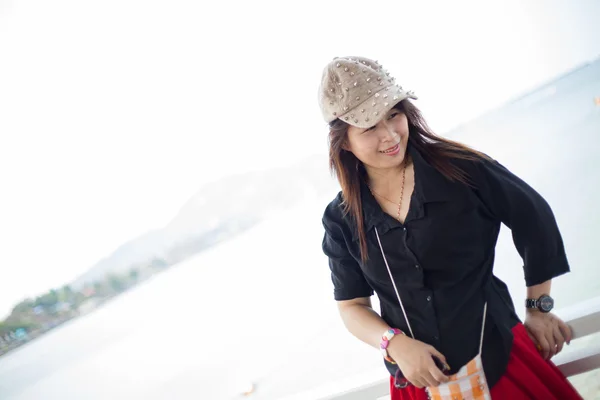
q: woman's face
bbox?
[344,108,409,171]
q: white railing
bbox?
[305,296,600,400]
[551,295,600,377]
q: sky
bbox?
[1,0,599,318]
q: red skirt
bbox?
[389,323,583,400]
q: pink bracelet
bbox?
[380,328,405,364]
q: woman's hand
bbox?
[524,311,572,360]
[387,334,450,388]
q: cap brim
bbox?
[339,86,418,129]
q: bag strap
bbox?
[479,302,488,354]
[374,227,415,339]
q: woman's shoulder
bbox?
[321,192,360,256]
[442,147,500,185]
[446,146,493,167]
[322,191,360,236]
[322,191,346,226]
[447,148,515,187]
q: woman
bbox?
[318,56,583,399]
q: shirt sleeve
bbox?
[322,209,374,301]
[471,157,570,286]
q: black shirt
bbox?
[321,143,570,388]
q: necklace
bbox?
[368,159,407,221]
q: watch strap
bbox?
[525,298,538,309]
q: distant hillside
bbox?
[70,153,339,288]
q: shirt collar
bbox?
[351,141,460,242]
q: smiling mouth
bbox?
[380,143,399,154]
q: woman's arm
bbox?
[470,157,570,286]
[337,297,389,348]
[527,279,552,302]
[337,297,450,388]
[469,157,573,359]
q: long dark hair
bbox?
[327,100,489,262]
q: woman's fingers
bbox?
[558,319,573,345]
[407,358,449,388]
[428,346,448,367]
[409,377,426,389]
[536,333,551,360]
[553,322,566,355]
[421,370,442,388]
[545,327,557,359]
[429,365,450,385]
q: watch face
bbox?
[539,295,554,312]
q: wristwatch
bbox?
[525,294,554,313]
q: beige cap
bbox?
[318,56,417,128]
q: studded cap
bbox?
[318,56,417,128]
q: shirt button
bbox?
[426,296,432,302]
[415,264,420,269]
[433,335,439,341]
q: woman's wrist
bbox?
[526,279,552,300]
[380,328,406,363]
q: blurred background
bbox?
[1,0,599,399]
